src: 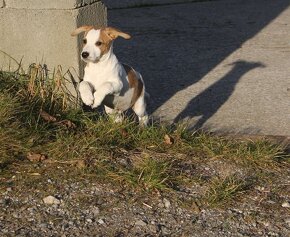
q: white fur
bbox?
[79,29,148,126]
[82,30,102,62]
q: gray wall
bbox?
[0,0,107,76]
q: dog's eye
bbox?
[83,39,87,44]
[96,41,102,46]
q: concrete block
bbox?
[5,0,101,9]
[0,0,107,78]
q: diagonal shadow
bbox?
[107,0,289,120]
[174,60,265,129]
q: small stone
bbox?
[39,223,47,229]
[157,202,164,208]
[282,201,290,208]
[263,222,270,227]
[266,200,276,204]
[135,220,147,226]
[267,231,279,237]
[163,198,171,209]
[43,196,61,205]
[98,219,105,225]
[161,226,170,235]
[148,224,157,233]
[6,187,12,192]
[92,206,100,216]
[86,218,93,223]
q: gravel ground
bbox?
[0,160,289,237]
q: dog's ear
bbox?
[71,26,94,36]
[104,27,131,40]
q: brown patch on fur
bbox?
[122,64,143,106]
[104,27,131,40]
[98,28,113,57]
[71,26,94,36]
[96,27,131,57]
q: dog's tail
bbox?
[138,73,150,103]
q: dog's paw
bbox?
[81,94,94,106]
[91,100,101,109]
[91,92,104,108]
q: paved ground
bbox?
[108,0,290,136]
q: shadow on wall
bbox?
[174,60,265,129]
[108,0,289,123]
[75,3,107,78]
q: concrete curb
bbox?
[102,0,204,9]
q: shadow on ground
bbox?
[108,0,289,126]
[174,60,265,129]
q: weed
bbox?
[206,175,255,206]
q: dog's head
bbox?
[71,26,131,63]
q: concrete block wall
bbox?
[0,0,107,76]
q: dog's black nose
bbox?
[82,52,89,59]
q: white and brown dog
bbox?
[71,26,148,126]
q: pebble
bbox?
[86,218,93,223]
[43,196,61,205]
[285,218,290,226]
[163,198,171,209]
[135,220,147,226]
[161,226,171,235]
[148,224,157,233]
[92,206,100,216]
[266,200,276,204]
[98,219,105,225]
[281,201,290,208]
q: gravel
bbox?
[0,174,289,237]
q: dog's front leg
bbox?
[92,82,119,108]
[79,81,94,106]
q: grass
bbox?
[0,65,289,207]
[206,174,256,206]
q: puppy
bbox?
[71,26,148,126]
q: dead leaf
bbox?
[40,110,57,122]
[120,128,128,138]
[27,152,47,162]
[164,134,174,145]
[55,119,76,129]
[76,160,86,169]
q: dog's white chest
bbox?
[83,62,134,111]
